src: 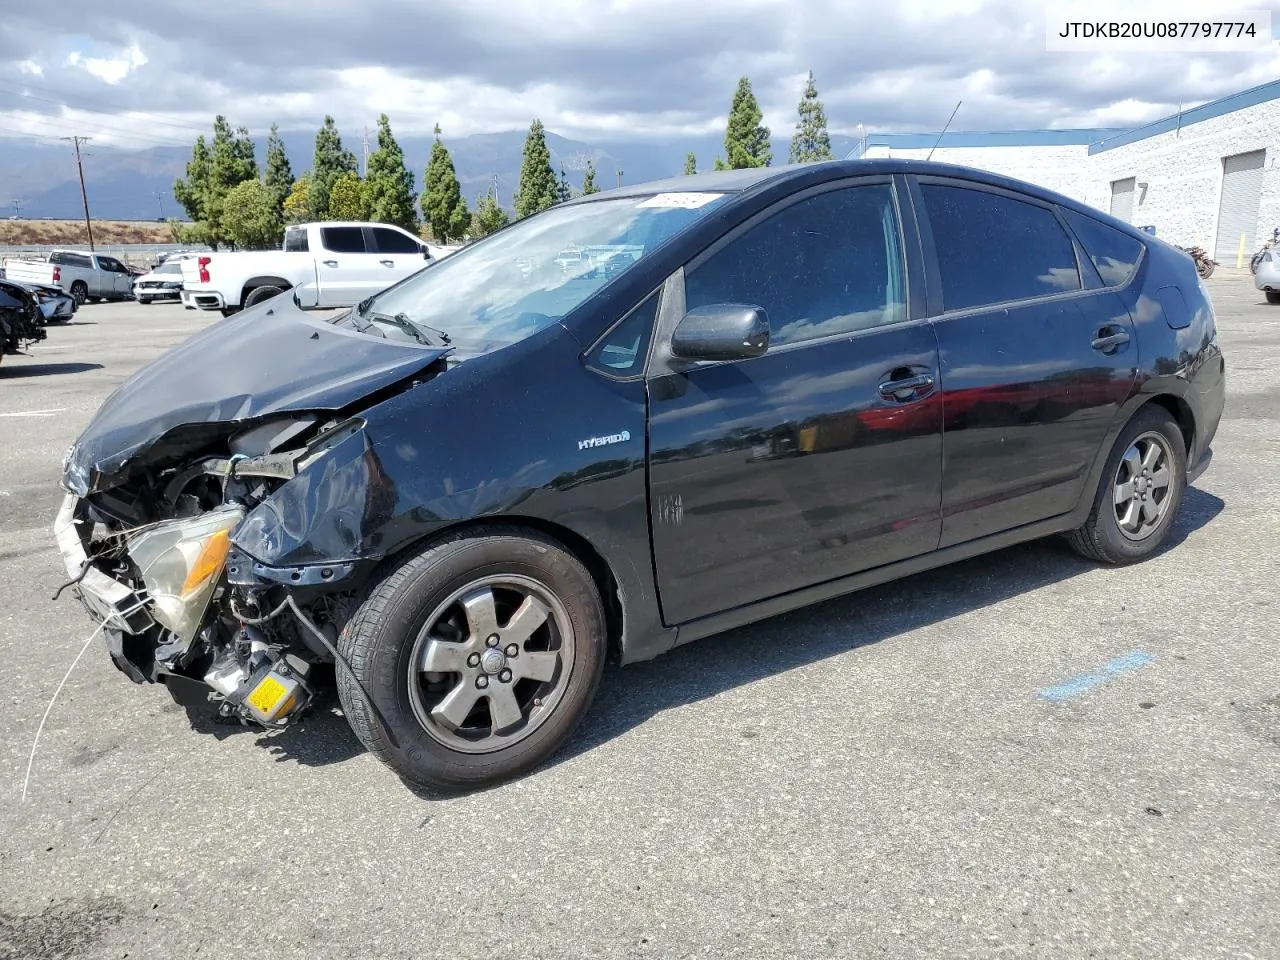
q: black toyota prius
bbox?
[54,160,1225,792]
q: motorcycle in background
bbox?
[1250,227,1279,275]
[1176,245,1217,279]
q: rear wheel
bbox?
[1195,259,1214,279]
[336,527,607,792]
[1067,407,1186,565]
[69,281,88,306]
[243,285,285,309]
[1266,291,1280,305]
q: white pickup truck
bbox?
[180,221,443,315]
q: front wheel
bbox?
[1196,259,1215,279]
[1266,291,1280,305]
[336,527,607,792]
[1067,406,1187,565]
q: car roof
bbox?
[570,157,1143,240]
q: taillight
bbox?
[52,266,60,282]
[198,256,211,284]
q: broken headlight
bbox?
[126,505,245,647]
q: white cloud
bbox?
[17,59,42,76]
[65,42,147,85]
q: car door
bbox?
[907,176,1138,548]
[315,226,379,306]
[646,179,943,625]
[96,256,132,297]
[367,226,430,290]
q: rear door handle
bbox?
[878,372,935,402]
[379,259,395,268]
[322,260,339,268]
[1091,329,1131,353]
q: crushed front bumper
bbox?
[53,494,156,681]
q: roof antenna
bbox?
[926,100,962,161]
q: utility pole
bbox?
[61,136,94,249]
[616,168,623,188]
[9,198,22,219]
[362,125,370,177]
[155,191,165,220]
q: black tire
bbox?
[336,527,607,792]
[137,296,152,305]
[69,282,88,306]
[1266,291,1280,305]
[243,285,285,309]
[1067,406,1187,565]
[219,306,241,318]
[1195,259,1214,279]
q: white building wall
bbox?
[876,144,1095,204]
[1083,99,1280,261]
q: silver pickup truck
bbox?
[2,250,135,305]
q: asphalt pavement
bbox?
[0,283,1276,959]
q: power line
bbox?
[0,77,216,136]
[0,109,191,148]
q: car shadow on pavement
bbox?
[176,674,365,767]
[549,486,1225,772]
[0,362,103,378]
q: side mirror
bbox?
[670,304,770,363]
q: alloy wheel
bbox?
[407,575,574,754]
[1112,430,1176,541]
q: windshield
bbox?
[357,192,728,352]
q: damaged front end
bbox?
[52,417,368,727]
[51,299,452,729]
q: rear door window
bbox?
[919,182,1081,312]
[320,226,366,254]
[284,227,310,252]
[1058,208,1145,287]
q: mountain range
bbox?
[0,129,859,221]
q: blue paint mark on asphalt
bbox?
[1037,650,1155,703]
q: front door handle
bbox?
[878,372,935,402]
[322,260,339,268]
[379,259,395,268]
[1091,328,1131,353]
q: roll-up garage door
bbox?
[1109,178,1136,222]
[1214,149,1265,261]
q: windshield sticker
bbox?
[636,192,722,209]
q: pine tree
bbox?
[581,160,600,195]
[514,119,559,218]
[173,135,211,223]
[365,114,417,230]
[311,116,357,221]
[174,117,257,247]
[789,70,833,163]
[264,124,294,216]
[421,124,470,243]
[557,167,572,203]
[683,152,697,175]
[723,77,771,169]
[471,186,510,238]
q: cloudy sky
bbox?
[0,0,1277,150]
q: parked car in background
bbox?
[8,279,77,322]
[2,250,135,305]
[133,260,185,304]
[55,161,1224,794]
[0,277,46,366]
[179,221,435,316]
[1253,250,1280,303]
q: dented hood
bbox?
[63,296,449,495]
